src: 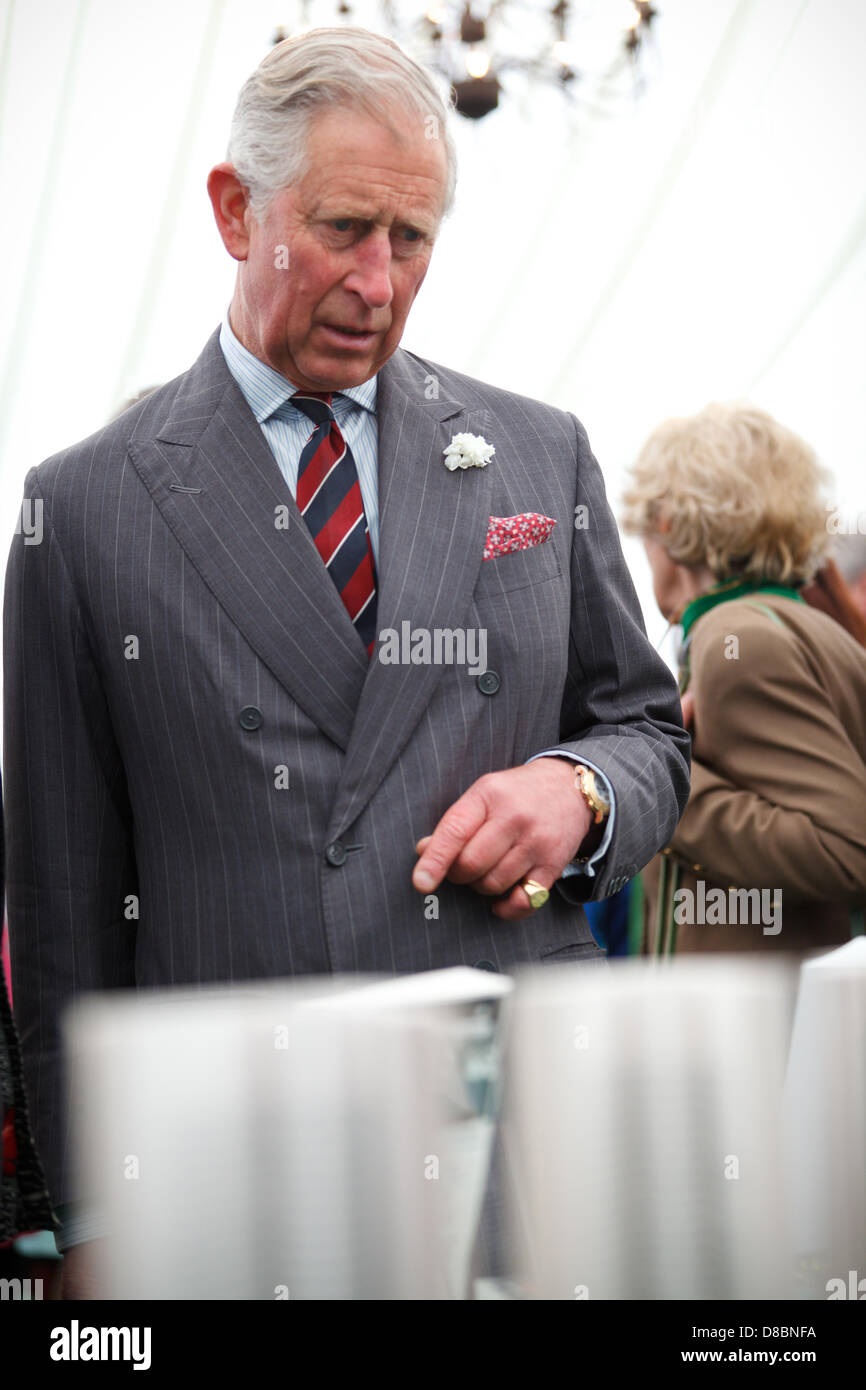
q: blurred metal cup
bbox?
[66,967,511,1299]
[783,937,866,1298]
[504,956,797,1300]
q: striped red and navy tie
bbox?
[291,391,378,656]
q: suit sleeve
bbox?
[547,416,691,903]
[670,610,866,901]
[3,468,137,1208]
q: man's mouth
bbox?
[319,323,378,345]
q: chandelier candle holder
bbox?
[273,1,661,121]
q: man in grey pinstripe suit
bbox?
[3,29,689,1288]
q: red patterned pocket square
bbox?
[483,513,557,561]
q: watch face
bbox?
[585,768,609,814]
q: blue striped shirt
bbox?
[219,313,381,565]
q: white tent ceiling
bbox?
[1,0,864,653]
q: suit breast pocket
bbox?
[473,538,563,602]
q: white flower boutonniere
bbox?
[443,432,495,471]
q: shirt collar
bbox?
[219,311,378,423]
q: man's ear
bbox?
[207,163,253,261]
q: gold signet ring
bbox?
[521,879,550,910]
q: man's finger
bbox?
[411,790,488,893]
[453,844,533,897]
[440,820,520,887]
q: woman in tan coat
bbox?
[622,403,866,954]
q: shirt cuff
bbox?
[53,1201,109,1253]
[526,751,616,878]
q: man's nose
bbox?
[343,230,394,309]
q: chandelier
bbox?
[273,2,661,120]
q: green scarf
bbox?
[679,579,804,640]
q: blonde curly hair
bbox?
[621,402,833,585]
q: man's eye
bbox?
[330,219,354,232]
[398,228,422,242]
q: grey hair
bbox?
[227,27,457,218]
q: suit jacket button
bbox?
[239,705,263,731]
[325,841,348,867]
[476,670,500,696]
[474,960,498,972]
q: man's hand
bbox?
[60,1240,105,1300]
[412,758,593,921]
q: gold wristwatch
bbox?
[574,764,611,825]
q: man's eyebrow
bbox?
[313,203,381,221]
[314,206,436,234]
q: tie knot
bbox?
[290,391,334,427]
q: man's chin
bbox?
[297,349,383,391]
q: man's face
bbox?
[230,106,448,390]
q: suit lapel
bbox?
[128,334,495,805]
[329,349,495,836]
[127,332,368,750]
